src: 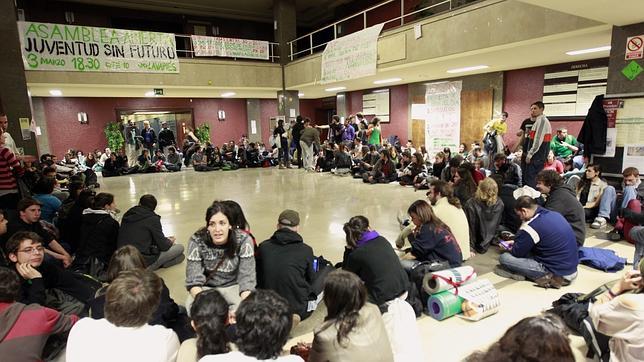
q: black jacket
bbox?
[409,223,463,267]
[256,229,315,317]
[117,206,173,265]
[578,95,607,157]
[342,236,409,306]
[464,198,504,253]
[545,184,586,246]
[18,260,96,307]
[158,128,176,148]
[76,210,119,264]
[498,184,521,233]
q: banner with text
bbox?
[18,21,179,73]
[425,81,462,155]
[191,35,269,60]
[320,24,384,84]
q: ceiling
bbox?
[63,0,355,26]
[517,0,644,27]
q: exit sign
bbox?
[154,88,164,96]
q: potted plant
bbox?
[194,123,211,143]
[104,121,125,151]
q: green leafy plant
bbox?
[194,123,211,143]
[104,121,125,151]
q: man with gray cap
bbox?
[256,209,321,320]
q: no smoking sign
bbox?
[625,35,644,60]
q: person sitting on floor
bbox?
[5,198,72,268]
[118,194,184,271]
[342,215,409,309]
[495,196,578,288]
[102,153,122,177]
[464,178,504,254]
[88,245,193,342]
[466,314,575,362]
[72,192,119,279]
[201,290,303,362]
[257,209,325,321]
[309,270,393,362]
[489,153,522,187]
[543,150,564,174]
[440,155,463,183]
[490,167,521,234]
[137,149,157,173]
[363,149,397,184]
[332,143,352,176]
[0,266,79,362]
[453,165,478,206]
[400,200,462,271]
[575,164,611,228]
[399,152,428,187]
[165,146,183,172]
[609,167,644,240]
[5,231,96,315]
[536,170,586,246]
[66,269,180,362]
[32,177,62,224]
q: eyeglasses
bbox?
[17,246,45,254]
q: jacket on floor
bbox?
[118,206,173,266]
[256,228,316,317]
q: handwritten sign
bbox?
[18,21,179,73]
[191,35,269,60]
[321,24,384,84]
[425,81,462,155]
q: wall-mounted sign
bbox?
[191,35,269,60]
[18,21,179,73]
[154,88,164,96]
[625,35,644,60]
[321,24,384,84]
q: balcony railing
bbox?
[174,34,280,63]
[288,0,480,61]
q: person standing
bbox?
[291,116,305,168]
[141,120,157,152]
[274,119,290,169]
[0,113,18,156]
[299,119,321,172]
[367,117,382,147]
[158,122,176,155]
[523,101,552,188]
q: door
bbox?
[460,89,493,148]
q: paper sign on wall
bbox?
[625,35,644,60]
[191,35,269,60]
[425,81,462,155]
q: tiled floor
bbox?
[97,167,634,362]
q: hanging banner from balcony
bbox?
[425,81,462,155]
[321,24,384,84]
[190,35,269,60]
[17,21,179,73]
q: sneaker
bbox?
[493,266,526,281]
[591,217,607,229]
[607,229,622,241]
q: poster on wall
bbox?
[425,81,462,155]
[191,35,269,60]
[320,24,384,84]
[18,21,179,73]
[623,145,644,171]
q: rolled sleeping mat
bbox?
[427,291,465,321]
[423,266,477,295]
[457,279,500,321]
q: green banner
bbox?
[18,21,179,73]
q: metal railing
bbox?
[174,34,280,63]
[288,0,479,61]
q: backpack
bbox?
[578,247,626,272]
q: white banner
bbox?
[425,81,462,155]
[321,24,384,84]
[191,35,269,60]
[18,21,179,73]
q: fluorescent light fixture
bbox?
[325,86,346,92]
[221,92,236,97]
[373,77,401,84]
[372,89,389,93]
[447,65,489,74]
[298,92,304,97]
[49,89,62,96]
[566,45,611,55]
[144,91,155,97]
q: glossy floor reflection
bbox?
[99,168,633,362]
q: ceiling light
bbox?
[144,91,155,97]
[566,46,611,55]
[447,65,489,74]
[325,86,346,92]
[372,89,389,93]
[373,78,401,84]
[221,92,236,97]
[49,89,62,96]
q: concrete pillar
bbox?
[273,0,297,65]
[277,90,299,122]
[607,22,644,96]
[0,0,38,156]
[246,99,262,143]
[336,92,349,119]
[32,98,51,155]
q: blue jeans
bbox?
[631,226,644,268]
[597,185,617,219]
[499,253,577,281]
[622,185,638,210]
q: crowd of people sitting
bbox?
[1,99,644,362]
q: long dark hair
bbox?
[457,166,477,196]
[191,289,230,358]
[466,314,574,362]
[200,201,238,259]
[343,215,370,249]
[323,270,367,347]
[577,164,601,194]
[407,200,451,233]
[222,200,250,230]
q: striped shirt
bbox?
[0,147,22,190]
